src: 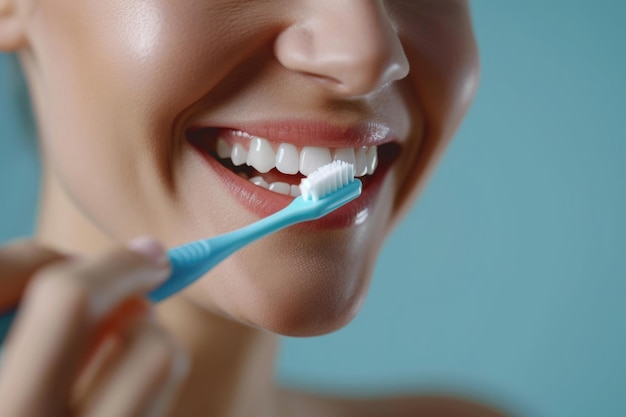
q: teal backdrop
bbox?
[1,2,624,416]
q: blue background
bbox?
[1,2,624,416]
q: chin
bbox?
[180,218,385,337]
[240,268,369,338]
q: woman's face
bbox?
[16,0,478,335]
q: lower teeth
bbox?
[220,159,301,197]
[249,176,300,197]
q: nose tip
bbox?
[274,2,410,97]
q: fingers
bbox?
[0,239,67,309]
[0,238,171,417]
[74,314,189,417]
[76,296,151,386]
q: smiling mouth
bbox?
[187,126,400,198]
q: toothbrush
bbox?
[0,161,362,345]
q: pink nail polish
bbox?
[128,236,169,267]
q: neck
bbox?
[154,297,281,417]
[37,170,282,417]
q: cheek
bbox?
[27,1,235,238]
[29,1,284,240]
[390,2,479,216]
[31,0,253,148]
[398,0,480,135]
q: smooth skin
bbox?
[0,0,512,416]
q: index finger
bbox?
[0,239,68,309]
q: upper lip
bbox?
[187,120,397,148]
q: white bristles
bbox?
[299,161,355,201]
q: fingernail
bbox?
[128,236,169,267]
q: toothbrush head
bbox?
[299,160,357,201]
[294,161,362,219]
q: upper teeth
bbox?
[216,136,378,177]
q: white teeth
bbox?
[269,181,291,195]
[332,147,357,166]
[247,137,276,173]
[354,147,368,177]
[300,146,332,176]
[231,143,248,166]
[246,137,276,173]
[220,134,380,187]
[249,176,269,189]
[216,137,232,159]
[275,143,299,175]
[248,177,298,196]
[366,146,378,175]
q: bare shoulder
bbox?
[280,389,514,417]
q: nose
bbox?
[274,0,410,97]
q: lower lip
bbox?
[187,135,398,230]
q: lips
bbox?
[186,122,400,229]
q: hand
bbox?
[0,238,190,417]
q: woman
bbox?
[0,1,503,416]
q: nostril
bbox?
[325,50,408,96]
[274,9,410,97]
